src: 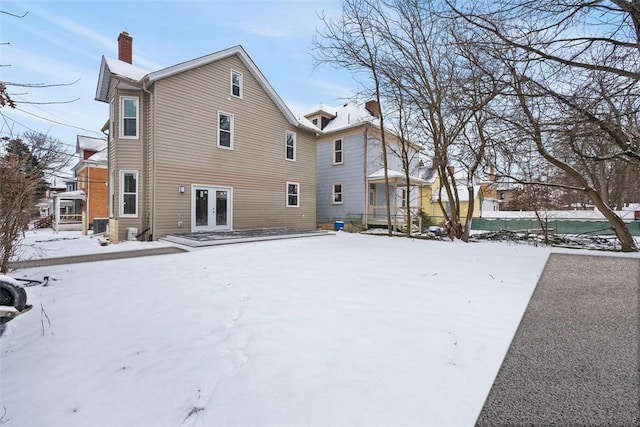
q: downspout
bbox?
[142,79,154,240]
[363,126,368,229]
[87,167,91,226]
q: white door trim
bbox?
[191,184,233,232]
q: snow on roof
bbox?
[368,168,406,179]
[104,56,149,81]
[95,56,150,102]
[432,185,481,202]
[49,177,67,189]
[55,190,86,199]
[77,135,107,153]
[368,168,427,184]
[319,102,379,133]
[296,115,320,132]
[305,103,337,118]
[88,148,107,162]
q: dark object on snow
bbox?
[0,278,32,324]
[428,226,445,236]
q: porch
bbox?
[366,168,426,232]
[53,190,86,232]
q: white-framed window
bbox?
[120,96,139,139]
[120,170,138,217]
[332,183,343,204]
[285,130,296,161]
[286,182,299,207]
[333,139,343,164]
[231,70,243,98]
[218,111,234,149]
[400,188,407,208]
[369,183,376,206]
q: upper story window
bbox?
[286,182,299,207]
[120,170,138,217]
[285,131,296,161]
[231,70,243,98]
[120,96,139,139]
[333,183,343,204]
[218,111,234,149]
[333,139,343,164]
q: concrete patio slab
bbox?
[162,228,332,247]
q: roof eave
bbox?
[95,56,110,103]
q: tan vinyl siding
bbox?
[148,55,315,238]
[111,87,145,240]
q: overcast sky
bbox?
[1,0,362,179]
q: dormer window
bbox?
[231,70,243,98]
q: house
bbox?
[419,165,483,225]
[72,135,108,228]
[95,32,317,241]
[478,167,501,213]
[304,101,424,230]
[490,181,520,210]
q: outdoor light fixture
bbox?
[179,185,185,193]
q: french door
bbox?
[192,186,231,232]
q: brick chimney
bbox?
[365,100,380,118]
[118,32,132,64]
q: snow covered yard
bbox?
[2,232,553,426]
[10,229,174,261]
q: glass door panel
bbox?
[195,189,209,227]
[215,190,228,227]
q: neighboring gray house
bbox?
[304,101,424,229]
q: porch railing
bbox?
[365,206,422,232]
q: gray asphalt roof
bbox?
[476,253,640,426]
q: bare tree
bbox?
[448,0,639,251]
[506,62,637,251]
[0,132,71,272]
[383,87,426,236]
[315,0,501,241]
[314,0,395,235]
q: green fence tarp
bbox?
[471,218,640,236]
